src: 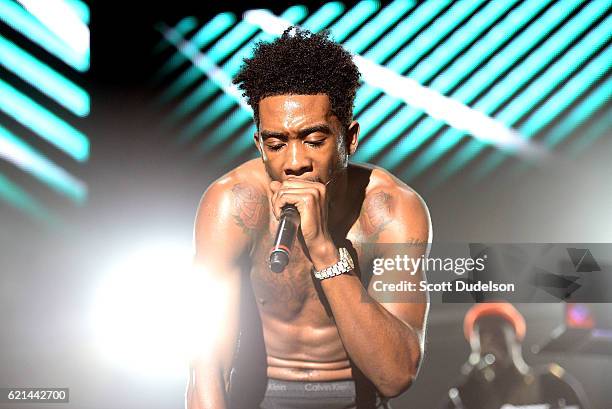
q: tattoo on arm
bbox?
[231,183,266,233]
[361,191,393,239]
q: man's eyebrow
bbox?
[260,130,288,141]
[259,124,333,141]
[297,124,333,138]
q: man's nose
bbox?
[284,142,313,177]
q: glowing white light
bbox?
[243,9,549,160]
[16,0,89,58]
[244,9,289,35]
[91,242,228,376]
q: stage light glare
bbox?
[16,0,89,58]
[91,242,228,376]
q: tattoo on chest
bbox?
[231,183,266,233]
[361,191,393,239]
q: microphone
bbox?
[269,205,300,273]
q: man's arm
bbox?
[187,179,265,409]
[315,187,431,398]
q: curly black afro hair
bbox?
[233,27,361,130]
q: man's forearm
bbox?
[319,272,422,397]
[187,364,228,409]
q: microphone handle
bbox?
[269,205,300,273]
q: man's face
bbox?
[255,94,356,183]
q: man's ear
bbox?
[254,131,266,161]
[346,121,359,156]
[254,131,261,153]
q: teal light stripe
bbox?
[218,123,258,164]
[302,2,345,32]
[176,6,308,142]
[0,125,86,202]
[342,0,414,54]
[158,18,260,105]
[410,0,519,83]
[522,50,612,139]
[192,4,342,151]
[355,94,405,138]
[328,0,380,43]
[475,43,612,179]
[0,79,89,162]
[545,76,612,149]
[65,0,89,24]
[372,2,547,171]
[402,0,596,181]
[434,3,610,187]
[566,106,612,155]
[352,104,418,160]
[354,0,484,116]
[0,0,89,72]
[495,20,611,127]
[0,171,55,224]
[508,76,612,179]
[350,0,451,125]
[196,108,251,153]
[364,0,451,65]
[387,0,485,73]
[351,0,487,160]
[401,127,465,180]
[0,35,89,117]
[453,0,593,105]
[180,95,235,143]
[153,16,198,54]
[155,13,235,82]
[428,129,476,189]
[396,0,556,179]
[170,6,307,124]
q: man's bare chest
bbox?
[248,215,369,321]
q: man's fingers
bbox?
[281,179,326,195]
[279,183,324,199]
[273,192,317,218]
[269,180,327,220]
[275,188,320,215]
[282,179,324,188]
[277,187,320,199]
[274,189,320,219]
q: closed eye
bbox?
[266,144,284,151]
[306,140,325,148]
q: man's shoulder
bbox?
[195,159,269,239]
[202,159,268,202]
[350,162,431,242]
[353,162,426,207]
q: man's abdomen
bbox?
[261,310,352,381]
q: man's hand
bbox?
[269,178,337,267]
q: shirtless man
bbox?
[187,28,431,409]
